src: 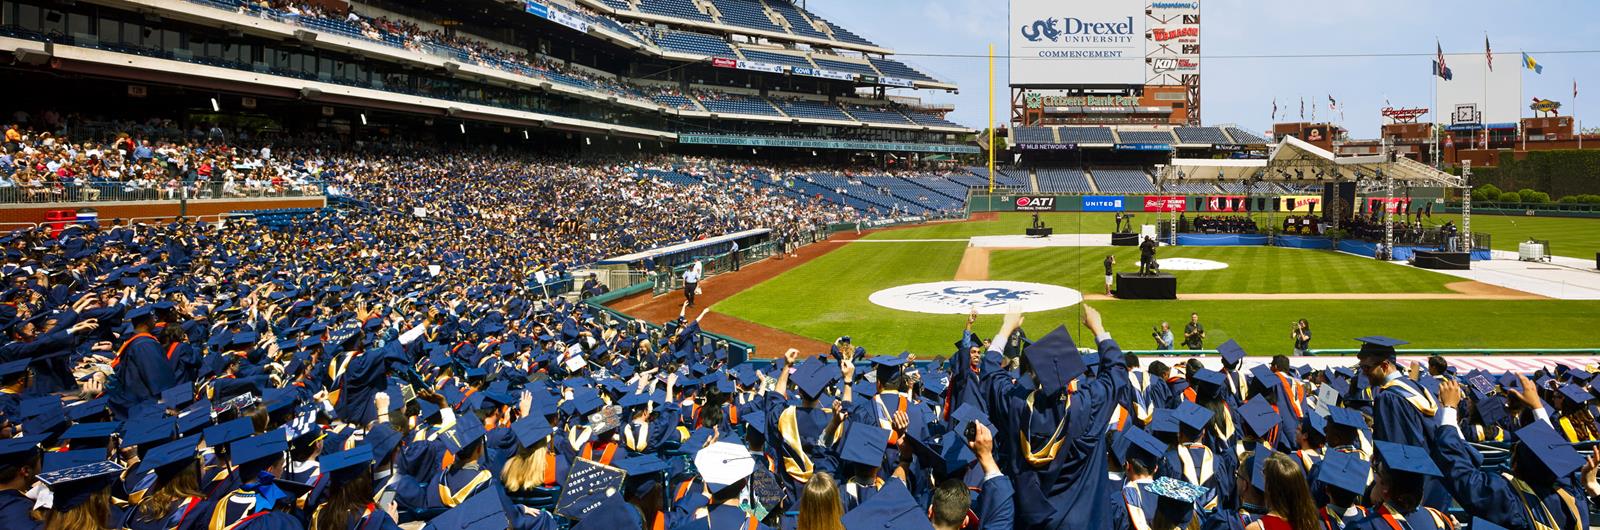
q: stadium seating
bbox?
[600,0,634,11]
[652,93,701,111]
[970,167,1029,190]
[1035,168,1095,193]
[708,0,786,33]
[1161,181,1222,193]
[1091,167,1157,193]
[868,57,937,83]
[1227,127,1271,144]
[842,105,913,125]
[652,29,738,57]
[764,0,832,39]
[772,98,854,121]
[819,20,877,47]
[736,49,816,69]
[1117,130,1178,144]
[637,0,715,22]
[1175,127,1232,144]
[810,57,881,76]
[1057,127,1116,144]
[696,93,784,116]
[902,111,964,129]
[1014,127,1057,144]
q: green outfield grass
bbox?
[864,212,1118,240]
[713,234,1600,356]
[988,246,1456,294]
[1427,213,1600,254]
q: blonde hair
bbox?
[134,463,202,521]
[798,472,844,530]
[43,489,111,530]
[501,440,552,493]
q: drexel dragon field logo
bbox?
[1020,18,1062,42]
[869,281,1083,315]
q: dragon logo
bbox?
[1020,18,1062,42]
[941,286,1039,302]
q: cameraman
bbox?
[1291,319,1312,356]
[1153,321,1174,352]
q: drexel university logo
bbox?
[1020,18,1062,42]
[869,281,1083,315]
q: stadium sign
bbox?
[736,60,785,74]
[1149,57,1198,73]
[1149,27,1198,42]
[676,134,980,154]
[1014,196,1058,211]
[1010,0,1145,85]
[711,58,738,69]
[1115,143,1174,151]
[879,77,917,88]
[1149,2,1199,8]
[1024,94,1141,109]
[791,67,855,81]
[1016,143,1078,151]
[1381,107,1429,123]
[869,281,1084,314]
[1143,195,1187,212]
[1083,196,1126,212]
[523,2,589,34]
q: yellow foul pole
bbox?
[988,43,995,193]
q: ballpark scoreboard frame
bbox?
[1009,0,1201,126]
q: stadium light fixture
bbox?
[360,113,367,126]
[459,123,466,134]
[586,137,592,145]
[524,130,530,140]
[210,98,220,112]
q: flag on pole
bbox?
[1328,95,1338,111]
[1300,97,1305,119]
[1272,98,1278,121]
[1485,36,1493,71]
[1576,78,1580,98]
[1522,52,1543,74]
[1434,40,1453,80]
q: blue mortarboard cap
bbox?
[1374,441,1440,477]
[1355,336,1408,358]
[616,454,670,481]
[441,414,487,453]
[510,416,554,449]
[43,449,102,473]
[950,403,995,438]
[204,418,254,447]
[1121,426,1167,465]
[921,371,950,396]
[1191,369,1225,397]
[1248,365,1279,390]
[1316,449,1369,495]
[321,447,373,478]
[1238,398,1280,437]
[869,353,909,380]
[122,417,176,447]
[1326,407,1365,430]
[839,422,891,467]
[1217,340,1246,364]
[0,358,28,379]
[1475,395,1510,426]
[59,421,121,444]
[1303,412,1328,437]
[231,430,289,467]
[134,436,200,476]
[228,331,258,348]
[852,379,877,399]
[160,385,194,408]
[839,478,933,530]
[177,403,213,435]
[365,423,403,462]
[1515,421,1586,478]
[1247,447,1274,490]
[792,360,836,398]
[1173,402,1214,432]
[1148,408,1180,436]
[1023,325,1084,397]
[64,397,109,421]
[126,305,154,321]
[1560,383,1594,405]
[422,490,507,530]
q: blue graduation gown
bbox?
[0,329,78,393]
[1345,505,1453,530]
[1430,424,1589,530]
[1113,480,1159,530]
[1158,444,1227,510]
[333,345,402,424]
[0,489,38,530]
[1372,377,1449,510]
[229,510,304,530]
[986,338,1128,530]
[396,464,547,530]
[669,504,773,530]
[123,496,214,530]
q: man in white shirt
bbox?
[683,261,702,306]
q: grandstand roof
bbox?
[1163,136,1462,187]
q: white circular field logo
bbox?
[869,281,1083,315]
[1156,258,1229,271]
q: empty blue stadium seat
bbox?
[868,58,936,83]
[809,57,879,76]
[1174,127,1230,144]
[1117,130,1176,144]
[1227,127,1270,144]
[653,30,737,57]
[1035,168,1093,193]
[1058,127,1115,144]
[709,0,785,33]
[1014,128,1056,143]
[1091,168,1156,193]
[773,99,851,121]
[696,93,783,117]
[764,0,830,39]
[842,105,910,125]
[637,0,714,22]
[737,49,813,68]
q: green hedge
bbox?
[1465,150,1600,198]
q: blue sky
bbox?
[806,0,1600,138]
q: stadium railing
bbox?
[0,181,328,204]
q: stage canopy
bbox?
[1159,136,1463,188]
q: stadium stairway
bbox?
[1028,168,1041,192]
[1084,168,1101,193]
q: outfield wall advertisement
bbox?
[1010,0,1145,86]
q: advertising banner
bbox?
[711,58,738,68]
[791,67,855,81]
[1013,196,1059,212]
[1205,195,1247,212]
[736,60,785,74]
[1144,0,1199,86]
[1281,195,1321,213]
[1015,143,1079,151]
[1364,197,1413,214]
[879,77,917,88]
[1010,0,1145,86]
[1143,195,1187,212]
[1115,143,1174,151]
[1083,196,1126,212]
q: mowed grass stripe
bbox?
[987,246,1456,294]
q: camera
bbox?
[964,421,979,442]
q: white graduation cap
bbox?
[693,441,754,492]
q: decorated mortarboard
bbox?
[36,460,124,510]
[203,417,254,447]
[1173,402,1214,433]
[1355,336,1408,359]
[133,436,200,476]
[1237,398,1281,437]
[839,478,934,530]
[921,371,950,396]
[1149,476,1210,523]
[1514,421,1586,478]
[121,417,177,448]
[1315,449,1369,495]
[43,449,103,473]
[1121,426,1167,466]
[1373,441,1440,477]
[1023,325,1085,397]
[694,441,754,493]
[839,422,892,468]
[321,447,374,479]
[1559,384,1594,405]
[1217,340,1247,365]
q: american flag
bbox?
[1485,36,1493,71]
